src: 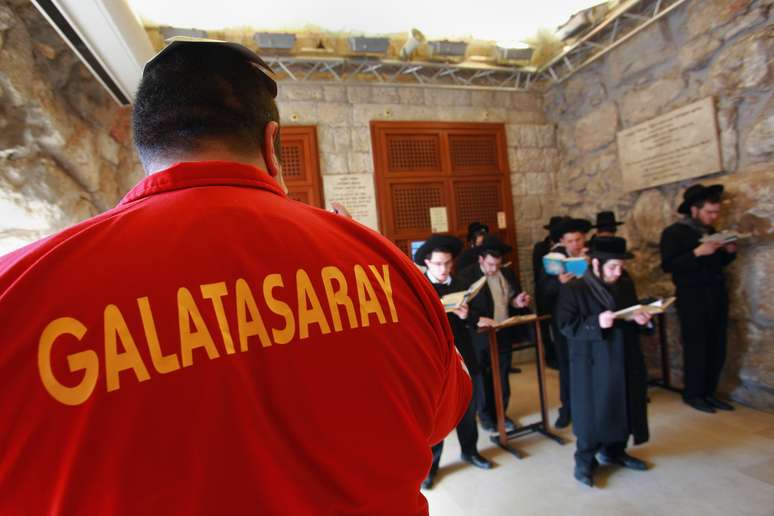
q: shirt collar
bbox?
[118,161,286,206]
[426,270,452,286]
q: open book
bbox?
[479,313,537,331]
[440,276,487,312]
[613,296,676,321]
[700,230,750,245]
[542,253,588,276]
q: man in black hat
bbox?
[556,237,651,487]
[459,235,532,432]
[590,211,624,243]
[456,222,490,271]
[660,184,737,413]
[415,235,494,489]
[532,216,568,368]
[536,217,592,428]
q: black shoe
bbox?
[554,413,571,429]
[509,366,522,374]
[705,396,734,411]
[574,466,593,487]
[504,417,518,432]
[480,419,496,432]
[461,452,493,469]
[598,452,648,471]
[421,471,436,490]
[684,397,716,413]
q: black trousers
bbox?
[551,319,571,418]
[575,439,626,471]
[472,334,513,426]
[676,286,728,400]
[429,398,479,474]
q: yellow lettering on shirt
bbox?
[235,278,271,350]
[200,282,236,355]
[354,264,386,327]
[368,265,399,323]
[137,296,180,374]
[263,274,295,344]
[321,266,358,332]
[38,317,97,406]
[178,287,220,367]
[104,304,151,392]
[296,269,332,339]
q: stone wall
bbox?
[543,0,774,409]
[0,0,142,255]
[276,83,556,295]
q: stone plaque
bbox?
[617,97,722,192]
[323,174,379,231]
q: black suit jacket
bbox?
[427,275,481,374]
[659,221,735,290]
[458,263,531,350]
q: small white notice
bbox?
[429,206,449,233]
[497,211,507,229]
[323,174,379,231]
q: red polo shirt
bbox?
[0,161,470,515]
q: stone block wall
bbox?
[276,83,556,295]
[543,0,774,409]
[0,0,143,255]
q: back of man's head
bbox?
[133,44,279,171]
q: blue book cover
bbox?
[542,253,588,276]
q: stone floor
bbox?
[423,364,774,516]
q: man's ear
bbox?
[262,121,287,192]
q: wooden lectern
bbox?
[478,314,564,459]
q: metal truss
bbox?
[537,0,689,85]
[265,56,537,91]
[263,0,689,91]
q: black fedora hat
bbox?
[413,234,463,265]
[474,235,513,257]
[593,211,624,229]
[544,216,566,230]
[677,184,724,215]
[555,217,592,238]
[589,236,634,260]
[466,222,490,242]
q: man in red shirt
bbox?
[0,38,470,515]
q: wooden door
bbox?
[280,126,324,208]
[370,121,518,275]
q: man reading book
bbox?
[555,237,651,488]
[415,235,494,489]
[536,217,592,428]
[659,183,737,413]
[459,235,532,433]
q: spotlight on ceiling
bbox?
[348,36,390,55]
[159,26,208,39]
[399,28,426,60]
[427,40,468,61]
[254,32,297,53]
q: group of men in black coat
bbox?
[417,182,738,489]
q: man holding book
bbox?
[555,237,651,488]
[660,183,737,413]
[533,216,567,368]
[459,235,532,433]
[536,217,592,428]
[416,235,494,488]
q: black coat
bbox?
[455,247,479,273]
[428,275,481,374]
[458,263,531,350]
[536,244,567,315]
[555,276,649,445]
[532,237,552,313]
[659,221,736,290]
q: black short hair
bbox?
[480,250,502,259]
[133,44,280,168]
[692,192,722,210]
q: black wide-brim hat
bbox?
[543,215,566,230]
[677,184,724,215]
[413,234,464,265]
[474,235,513,256]
[555,217,592,238]
[589,236,634,260]
[593,211,624,229]
[466,222,489,242]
